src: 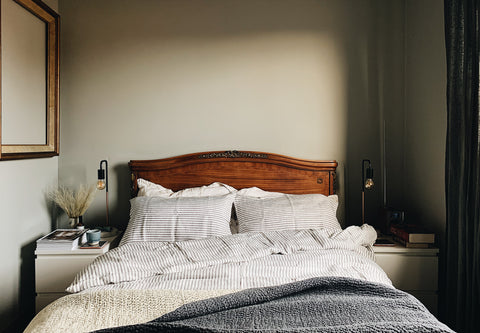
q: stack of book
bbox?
[36,229,87,251]
[390,224,435,248]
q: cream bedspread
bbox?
[24,289,237,333]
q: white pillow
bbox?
[137,178,173,197]
[234,187,341,233]
[120,194,235,245]
[137,179,237,197]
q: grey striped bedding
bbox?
[67,225,392,293]
[120,194,235,244]
[234,189,341,232]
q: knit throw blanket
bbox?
[24,289,237,333]
[94,277,454,333]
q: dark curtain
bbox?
[444,0,480,332]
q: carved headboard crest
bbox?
[198,150,268,159]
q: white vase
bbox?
[69,216,84,229]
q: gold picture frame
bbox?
[0,0,59,160]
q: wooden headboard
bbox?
[129,150,337,197]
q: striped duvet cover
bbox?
[67,224,391,293]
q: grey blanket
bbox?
[94,277,455,333]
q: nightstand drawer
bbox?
[35,254,100,292]
[375,253,438,291]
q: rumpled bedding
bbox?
[26,225,397,332]
[67,225,391,293]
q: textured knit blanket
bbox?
[24,289,237,333]
[94,277,455,333]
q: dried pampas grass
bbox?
[48,184,97,218]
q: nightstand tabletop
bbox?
[35,234,120,255]
[373,243,439,254]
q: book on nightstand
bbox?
[390,224,435,244]
[374,238,396,246]
[36,229,87,251]
[392,236,430,248]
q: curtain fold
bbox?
[444,0,480,332]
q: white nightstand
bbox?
[373,243,439,315]
[35,234,120,312]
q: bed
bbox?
[25,150,453,333]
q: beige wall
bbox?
[404,0,446,240]
[0,158,58,330]
[59,0,402,229]
[0,1,59,331]
[59,0,445,232]
[58,0,446,238]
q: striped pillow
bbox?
[120,194,235,245]
[234,187,341,233]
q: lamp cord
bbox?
[105,191,110,226]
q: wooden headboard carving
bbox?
[129,150,337,197]
[197,151,269,159]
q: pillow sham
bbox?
[137,179,237,197]
[234,187,341,233]
[120,193,235,245]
